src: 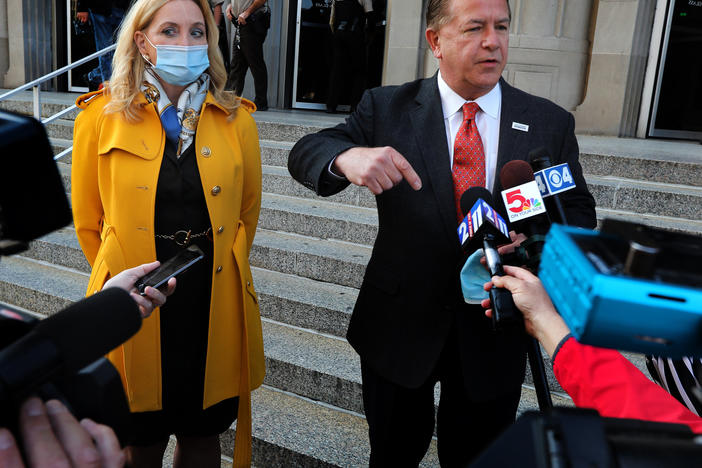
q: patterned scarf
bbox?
[141,69,210,157]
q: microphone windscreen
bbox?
[528,147,552,169]
[460,186,494,217]
[500,160,534,190]
[34,288,141,373]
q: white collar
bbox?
[437,71,501,120]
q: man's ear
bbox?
[425,28,442,60]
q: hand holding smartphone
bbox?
[135,245,204,296]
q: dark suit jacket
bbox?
[288,76,596,400]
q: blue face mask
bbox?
[143,34,209,86]
[460,249,491,304]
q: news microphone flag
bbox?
[457,198,510,247]
[533,163,576,198]
[501,180,547,224]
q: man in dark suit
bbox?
[288,0,596,466]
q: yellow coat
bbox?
[71,90,265,417]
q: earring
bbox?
[142,54,150,62]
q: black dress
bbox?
[129,139,238,446]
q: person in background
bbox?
[71,0,264,466]
[209,0,230,74]
[326,0,374,114]
[483,265,702,434]
[76,0,132,90]
[225,0,270,111]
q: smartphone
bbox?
[136,244,205,295]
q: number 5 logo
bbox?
[505,189,526,213]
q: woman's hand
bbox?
[103,261,176,318]
[481,265,571,357]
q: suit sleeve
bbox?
[287,89,376,197]
[71,106,104,267]
[553,337,702,433]
[552,113,597,229]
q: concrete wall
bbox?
[3,0,24,88]
[573,0,658,136]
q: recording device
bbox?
[136,244,204,295]
[0,111,71,255]
[471,408,702,467]
[0,289,140,442]
[539,219,702,358]
[0,110,140,445]
[458,187,519,327]
[528,147,572,225]
[500,160,552,270]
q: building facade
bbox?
[0,0,699,141]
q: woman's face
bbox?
[135,0,207,63]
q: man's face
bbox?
[427,0,510,100]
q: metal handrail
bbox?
[0,44,117,161]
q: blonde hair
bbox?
[105,0,239,121]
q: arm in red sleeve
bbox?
[553,336,702,433]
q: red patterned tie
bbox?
[452,102,486,222]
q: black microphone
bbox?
[500,160,552,270]
[528,147,571,225]
[458,187,520,328]
[0,288,141,407]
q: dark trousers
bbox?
[228,24,268,108]
[327,29,366,112]
[361,328,522,467]
[88,7,125,84]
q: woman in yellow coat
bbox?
[71,0,264,466]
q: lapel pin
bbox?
[512,122,529,132]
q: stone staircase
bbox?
[1,90,701,467]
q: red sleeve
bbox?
[553,337,702,433]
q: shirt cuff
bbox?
[327,156,348,181]
[551,333,573,367]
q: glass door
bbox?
[292,0,334,110]
[66,0,99,92]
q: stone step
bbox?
[262,165,376,208]
[587,174,702,221]
[260,139,294,167]
[260,192,378,244]
[229,385,441,468]
[578,135,702,188]
[254,267,356,339]
[254,111,343,143]
[0,255,86,315]
[596,207,702,235]
[44,118,75,140]
[251,229,370,289]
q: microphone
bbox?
[458,187,520,328]
[457,187,510,254]
[528,147,573,225]
[500,160,552,270]
[0,288,141,407]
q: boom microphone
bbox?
[0,288,141,407]
[458,187,519,327]
[528,147,572,225]
[500,160,552,269]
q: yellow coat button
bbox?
[201,146,211,157]
[216,266,223,273]
[211,186,221,195]
[217,226,224,233]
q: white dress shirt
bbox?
[437,71,502,192]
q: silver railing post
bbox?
[32,86,41,120]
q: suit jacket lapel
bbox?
[408,76,460,250]
[493,78,530,194]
